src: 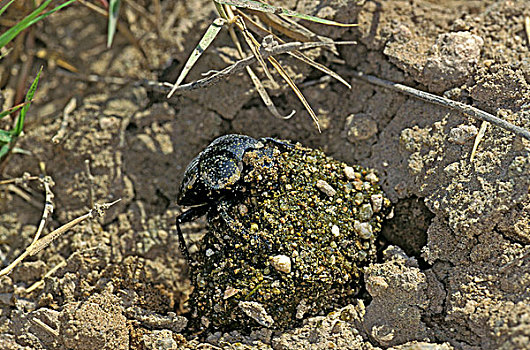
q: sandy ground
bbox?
[0,0,529,349]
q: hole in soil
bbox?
[380,196,434,264]
[126,122,138,131]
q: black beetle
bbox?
[176,134,289,260]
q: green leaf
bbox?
[0,0,77,49]
[167,18,226,98]
[0,0,52,48]
[0,143,10,158]
[0,100,32,119]
[0,130,11,144]
[0,0,16,17]
[215,0,358,27]
[26,0,77,28]
[11,66,42,137]
[107,0,121,48]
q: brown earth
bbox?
[0,0,529,349]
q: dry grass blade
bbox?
[24,260,66,294]
[248,9,313,42]
[164,39,353,94]
[525,16,530,45]
[287,50,350,88]
[353,71,530,141]
[167,17,226,98]
[0,199,121,277]
[237,10,350,87]
[268,55,320,131]
[234,16,278,87]
[247,10,338,54]
[221,6,289,118]
[245,65,295,119]
[216,0,358,27]
[0,172,39,185]
[470,121,488,161]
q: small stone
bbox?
[449,124,478,145]
[239,301,274,328]
[143,330,177,350]
[365,172,379,184]
[223,286,240,299]
[354,221,373,239]
[359,203,374,221]
[343,166,355,180]
[316,179,336,197]
[371,194,383,213]
[270,255,292,274]
[205,248,215,257]
[331,225,340,237]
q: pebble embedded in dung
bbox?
[270,254,292,274]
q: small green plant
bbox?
[0,0,77,165]
[107,0,121,48]
[0,67,42,162]
[0,0,77,49]
[166,0,358,131]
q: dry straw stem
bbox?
[0,199,121,277]
[31,175,55,244]
[525,16,530,46]
[77,0,147,59]
[164,37,355,95]
[0,173,42,208]
[51,97,76,144]
[24,260,66,294]
[84,159,95,208]
[235,9,350,88]
[30,317,59,337]
[352,71,530,142]
[470,121,488,162]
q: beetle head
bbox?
[177,155,208,206]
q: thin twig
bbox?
[163,38,355,95]
[0,199,121,277]
[1,173,42,208]
[235,9,351,88]
[352,72,530,141]
[6,184,42,209]
[85,159,95,209]
[32,176,55,244]
[0,173,40,186]
[29,317,59,337]
[123,0,157,28]
[52,97,76,144]
[470,121,488,162]
[524,16,530,46]
[24,260,67,294]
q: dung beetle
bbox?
[176,134,290,260]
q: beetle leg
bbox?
[176,204,210,261]
[215,199,242,233]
